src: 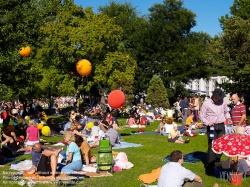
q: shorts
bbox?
[168,137,179,142]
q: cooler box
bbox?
[96,138,113,172]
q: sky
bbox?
[74,0,234,37]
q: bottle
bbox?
[210,126,214,139]
[227,124,231,134]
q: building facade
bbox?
[184,75,230,96]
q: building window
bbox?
[212,80,217,90]
[205,80,209,92]
[189,82,192,89]
[196,80,199,90]
[221,78,226,83]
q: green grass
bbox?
[0,119,249,187]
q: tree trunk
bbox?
[76,89,80,113]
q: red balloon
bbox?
[108,90,126,109]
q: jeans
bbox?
[182,108,188,124]
[161,131,168,136]
[58,160,82,174]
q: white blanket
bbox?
[10,160,33,171]
[82,165,97,172]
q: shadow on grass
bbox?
[120,133,132,136]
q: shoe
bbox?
[185,139,190,143]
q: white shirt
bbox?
[158,162,195,187]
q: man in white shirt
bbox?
[158,150,218,187]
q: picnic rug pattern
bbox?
[24,173,77,183]
[24,171,112,183]
[163,151,207,163]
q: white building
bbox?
[184,75,230,97]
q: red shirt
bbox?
[231,102,246,126]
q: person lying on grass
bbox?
[168,124,190,144]
[24,143,63,180]
[157,150,219,187]
[65,121,88,138]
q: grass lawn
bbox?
[0,118,249,187]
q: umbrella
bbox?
[212,134,250,157]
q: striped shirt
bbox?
[199,98,230,126]
[231,102,246,126]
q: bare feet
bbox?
[50,176,56,181]
[73,171,86,175]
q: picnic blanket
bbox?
[24,173,77,183]
[138,167,162,184]
[163,151,207,163]
[113,141,142,149]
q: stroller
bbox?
[175,110,183,122]
[96,135,113,173]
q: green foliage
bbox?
[94,51,137,102]
[0,84,14,100]
[146,75,169,107]
[215,0,250,95]
[36,3,123,96]
[133,0,212,96]
[0,0,64,100]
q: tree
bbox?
[98,1,150,97]
[212,0,250,96]
[145,75,169,107]
[35,3,124,105]
[135,0,212,97]
[93,51,137,102]
[0,0,64,100]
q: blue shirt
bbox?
[64,122,71,131]
[180,99,189,109]
[66,142,81,162]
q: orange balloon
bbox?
[19,46,31,57]
[76,59,92,76]
[37,123,44,130]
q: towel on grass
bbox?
[163,151,207,163]
[113,141,142,149]
[10,160,33,171]
[138,167,161,184]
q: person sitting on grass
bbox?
[58,131,86,175]
[157,150,219,187]
[24,143,63,180]
[75,135,91,166]
[89,125,120,148]
[185,113,200,130]
[1,126,18,154]
[91,121,101,137]
[25,119,39,146]
[127,114,138,128]
[168,124,189,144]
